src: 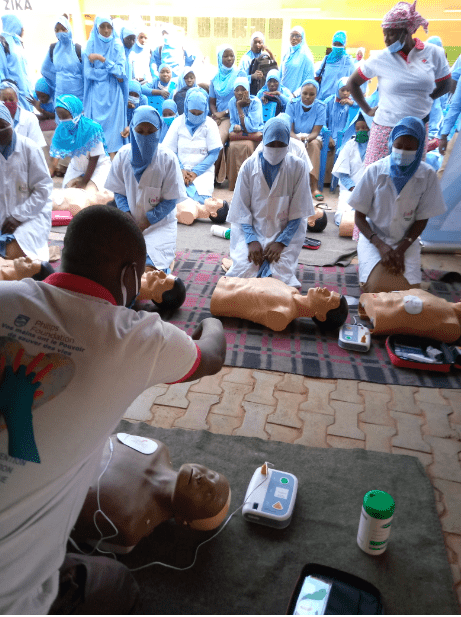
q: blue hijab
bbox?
[426,36,443,47]
[327,31,347,64]
[263,114,290,145]
[184,86,208,135]
[159,99,178,141]
[282,26,315,93]
[388,116,425,195]
[85,16,124,62]
[213,44,240,98]
[130,105,162,182]
[338,107,373,153]
[0,101,16,159]
[34,77,55,112]
[174,66,196,94]
[1,14,22,41]
[51,94,107,158]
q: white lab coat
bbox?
[332,138,366,224]
[16,108,47,148]
[349,156,446,284]
[63,141,111,191]
[0,134,52,261]
[226,150,313,287]
[105,144,186,269]
[162,115,222,197]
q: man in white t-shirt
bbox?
[0,205,226,614]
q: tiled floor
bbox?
[123,369,461,611]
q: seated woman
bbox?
[287,79,326,202]
[324,77,357,182]
[209,45,241,183]
[163,87,222,217]
[173,67,196,115]
[141,63,175,107]
[227,76,264,191]
[120,79,148,141]
[49,95,111,201]
[105,105,186,273]
[0,79,46,149]
[0,102,52,262]
[349,116,446,293]
[226,115,313,288]
[256,69,292,115]
[159,98,178,142]
[28,77,57,168]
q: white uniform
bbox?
[16,108,47,148]
[162,115,222,197]
[0,134,52,261]
[0,274,199,614]
[226,151,313,287]
[105,144,186,269]
[348,156,446,284]
[332,138,366,223]
[63,141,111,191]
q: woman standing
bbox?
[83,16,126,157]
[209,45,241,183]
[280,26,315,95]
[239,31,276,83]
[41,17,84,103]
[316,31,355,101]
[227,76,264,191]
[0,15,33,111]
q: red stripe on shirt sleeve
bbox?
[435,73,451,83]
[357,66,370,81]
[165,343,202,384]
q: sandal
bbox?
[303,237,322,250]
[313,192,324,201]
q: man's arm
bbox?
[183,318,226,381]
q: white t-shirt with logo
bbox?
[358,41,451,127]
[0,275,198,614]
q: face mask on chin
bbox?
[263,144,288,165]
[120,264,140,308]
[387,33,406,54]
[391,147,417,166]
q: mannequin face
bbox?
[308,287,340,321]
[184,72,195,87]
[173,463,230,522]
[251,36,264,54]
[141,269,174,303]
[301,84,317,107]
[98,22,113,38]
[222,49,235,68]
[159,66,171,83]
[135,122,158,135]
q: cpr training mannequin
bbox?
[176,197,229,226]
[0,256,54,282]
[139,268,186,310]
[359,288,461,344]
[72,435,231,553]
[210,276,348,332]
[51,187,115,217]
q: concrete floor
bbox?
[50,180,461,611]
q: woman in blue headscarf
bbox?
[41,17,84,103]
[316,31,355,101]
[0,79,46,148]
[349,116,446,293]
[280,26,315,95]
[105,105,186,272]
[120,80,149,143]
[286,78,326,201]
[159,99,178,142]
[227,76,264,190]
[173,67,197,115]
[163,87,222,206]
[30,78,56,122]
[120,25,136,82]
[49,94,110,194]
[239,31,276,83]
[226,114,312,287]
[0,15,33,111]
[83,16,127,157]
[256,69,292,113]
[141,63,175,110]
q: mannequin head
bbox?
[308,207,328,232]
[205,198,229,225]
[172,463,231,530]
[140,269,186,310]
[306,288,348,329]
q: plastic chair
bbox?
[147,95,165,114]
[317,127,331,193]
[262,101,277,123]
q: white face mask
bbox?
[120,263,139,308]
[391,147,417,166]
[263,144,288,165]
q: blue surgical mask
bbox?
[56,31,71,42]
[128,95,139,106]
[120,264,139,308]
[163,116,175,126]
[187,111,204,125]
[387,34,406,54]
[391,147,417,166]
[97,32,112,43]
[291,43,302,52]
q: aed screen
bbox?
[293,576,332,615]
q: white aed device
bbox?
[338,323,371,352]
[242,464,298,529]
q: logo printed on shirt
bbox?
[14,315,30,328]
[421,58,428,63]
[403,209,415,220]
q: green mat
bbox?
[114,421,459,615]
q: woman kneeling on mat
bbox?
[349,116,446,294]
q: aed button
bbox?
[280,477,289,484]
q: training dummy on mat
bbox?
[225,115,313,288]
[211,276,348,332]
[73,436,231,553]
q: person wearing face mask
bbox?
[159,98,178,142]
[256,69,292,113]
[287,79,326,202]
[105,105,186,273]
[315,31,355,101]
[120,80,148,142]
[40,16,84,104]
[225,115,313,287]
[172,67,196,115]
[0,80,46,149]
[151,26,196,81]
[349,116,446,293]
[49,95,111,197]
[163,87,222,211]
[0,14,33,111]
[0,202,227,615]
[280,26,315,95]
[83,16,127,158]
[0,102,52,263]
[131,29,152,83]
[347,1,451,170]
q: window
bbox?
[250,19,265,37]
[269,18,283,39]
[232,18,247,39]
[141,15,151,27]
[155,16,169,23]
[198,17,211,38]
[214,17,229,38]
[173,16,187,33]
